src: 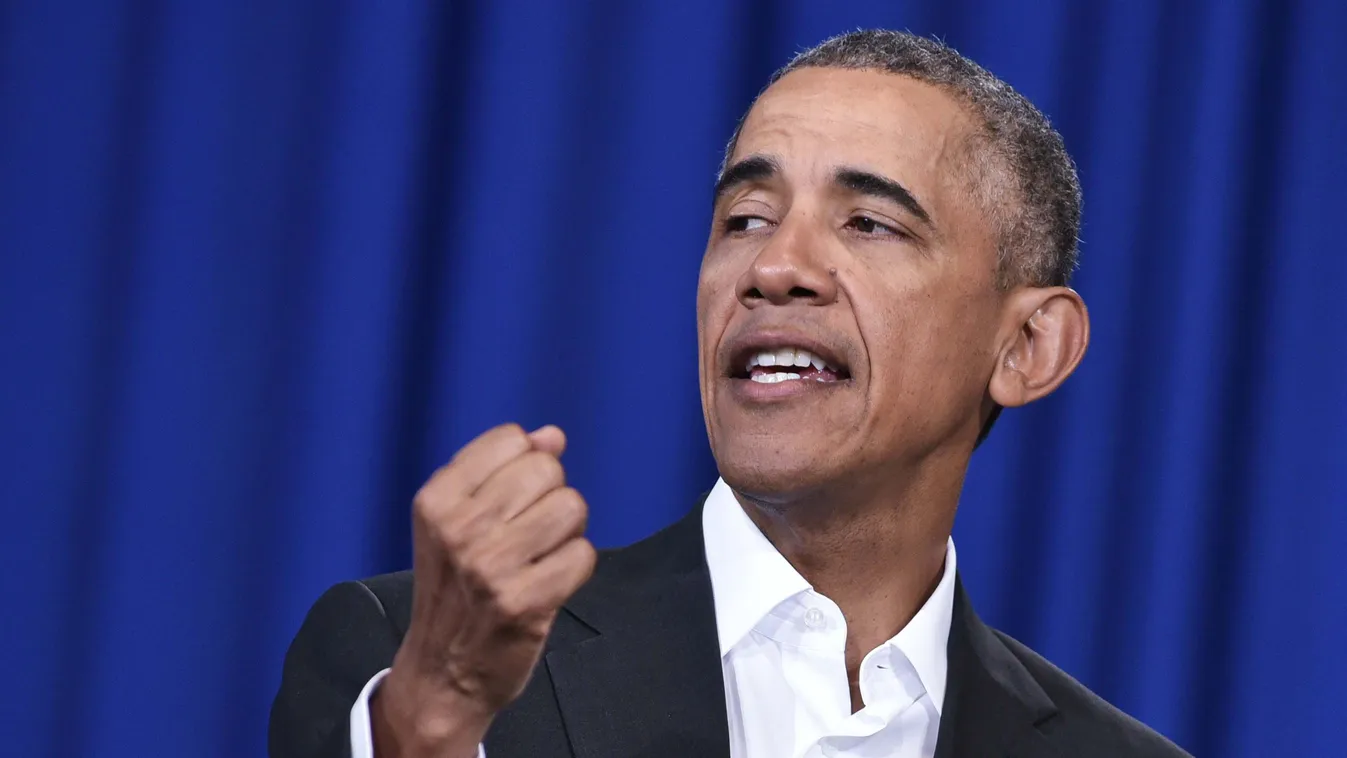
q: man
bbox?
[270,30,1190,758]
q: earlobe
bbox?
[988,287,1090,409]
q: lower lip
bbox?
[725,376,852,403]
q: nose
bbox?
[736,213,839,308]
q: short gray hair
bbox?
[723,29,1082,290]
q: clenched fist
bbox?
[371,424,597,758]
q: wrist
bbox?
[371,667,494,758]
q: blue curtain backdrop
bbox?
[2,1,1345,756]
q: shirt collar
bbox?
[702,478,811,657]
[891,529,956,714]
[701,477,957,713]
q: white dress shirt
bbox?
[350,478,956,758]
[704,478,955,758]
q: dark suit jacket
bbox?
[270,500,1191,758]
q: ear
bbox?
[988,287,1090,408]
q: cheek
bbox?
[869,293,996,416]
[695,268,729,377]
[696,261,737,334]
[695,277,714,345]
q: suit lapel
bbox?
[539,502,1064,758]
[935,578,1063,758]
[545,502,731,758]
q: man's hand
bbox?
[371,424,597,758]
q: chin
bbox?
[713,445,839,505]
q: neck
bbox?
[734,452,964,676]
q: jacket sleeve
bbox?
[269,580,404,758]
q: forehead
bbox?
[732,67,980,218]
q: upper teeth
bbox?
[746,347,837,372]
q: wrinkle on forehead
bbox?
[743,69,974,151]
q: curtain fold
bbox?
[2,1,1343,755]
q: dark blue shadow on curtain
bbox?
[1,1,1344,756]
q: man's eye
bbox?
[725,215,771,233]
[846,215,904,237]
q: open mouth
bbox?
[731,346,852,384]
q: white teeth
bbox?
[746,347,839,372]
[750,371,802,383]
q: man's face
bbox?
[697,67,1008,499]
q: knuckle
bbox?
[496,422,527,439]
[413,498,448,536]
[432,523,463,554]
[412,476,442,510]
[491,423,530,452]
[417,468,464,512]
[480,573,533,618]
[493,589,531,619]
[536,455,563,490]
[554,488,587,527]
[558,538,597,579]
[412,487,434,520]
[529,452,565,488]
[578,538,598,565]
[449,423,527,465]
[459,548,499,590]
[456,526,498,563]
[433,514,476,553]
[435,467,468,497]
[575,540,598,574]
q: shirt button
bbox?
[804,607,826,630]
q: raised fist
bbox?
[371,424,596,758]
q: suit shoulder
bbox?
[353,569,415,635]
[357,569,413,604]
[992,630,1193,757]
[270,576,410,757]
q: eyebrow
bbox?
[713,155,780,203]
[833,168,933,227]
[712,157,934,230]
